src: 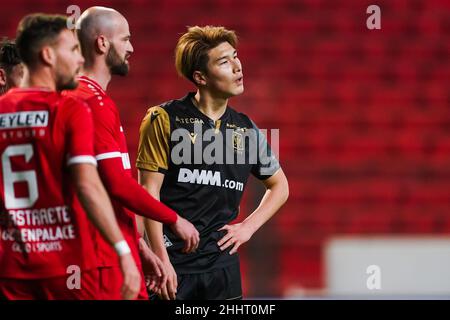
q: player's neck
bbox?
[24,68,56,91]
[81,62,111,91]
[193,90,228,122]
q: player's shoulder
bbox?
[0,89,18,105]
[144,93,196,121]
[153,98,180,113]
[2,88,57,101]
[226,105,255,128]
[144,99,177,122]
[56,95,92,122]
[68,77,112,108]
[63,78,94,99]
[77,76,104,96]
[0,88,59,110]
[0,90,18,111]
[66,88,117,124]
[59,94,89,109]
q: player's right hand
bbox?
[119,253,142,300]
[170,215,200,254]
[138,238,165,292]
[156,259,178,300]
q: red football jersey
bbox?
[0,88,98,279]
[65,76,141,268]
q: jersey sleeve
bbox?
[63,98,97,167]
[86,103,177,224]
[136,106,171,173]
[97,158,178,224]
[249,119,281,180]
[90,98,122,160]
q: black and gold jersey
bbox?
[136,92,280,274]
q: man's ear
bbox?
[193,71,207,86]
[95,35,109,54]
[40,46,55,67]
[0,68,6,87]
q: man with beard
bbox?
[0,39,24,95]
[64,7,200,300]
[0,14,141,300]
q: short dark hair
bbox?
[175,26,238,84]
[0,38,21,73]
[16,13,68,68]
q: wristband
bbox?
[114,240,131,256]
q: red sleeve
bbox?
[63,97,97,167]
[90,99,121,155]
[90,101,177,224]
[97,157,177,224]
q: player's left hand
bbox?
[217,223,254,255]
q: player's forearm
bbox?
[136,215,145,237]
[243,177,289,235]
[140,179,170,261]
[98,158,177,224]
[144,218,170,261]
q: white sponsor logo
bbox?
[177,168,244,191]
[0,111,48,129]
[1,205,75,253]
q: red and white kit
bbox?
[65,77,177,299]
[0,88,99,299]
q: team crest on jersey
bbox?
[232,130,244,151]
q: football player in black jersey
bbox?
[137,26,289,300]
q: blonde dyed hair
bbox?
[175,25,238,84]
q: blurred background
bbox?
[1,0,449,299]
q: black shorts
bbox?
[150,262,242,300]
